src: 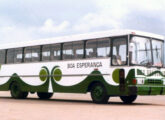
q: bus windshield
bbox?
[130,36,164,67]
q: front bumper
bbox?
[128,85,165,95]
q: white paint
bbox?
[0,58,118,87]
[0,77,10,85]
[48,79,53,93]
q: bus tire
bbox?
[10,82,28,99]
[120,95,137,104]
[90,83,109,104]
[37,92,53,99]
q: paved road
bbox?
[0,92,165,120]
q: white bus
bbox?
[0,29,164,104]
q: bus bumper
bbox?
[128,85,165,95]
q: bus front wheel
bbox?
[37,92,53,99]
[120,95,137,104]
[90,83,109,104]
[10,82,28,99]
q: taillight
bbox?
[132,79,137,85]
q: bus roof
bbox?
[0,29,164,50]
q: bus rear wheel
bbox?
[10,82,28,99]
[90,83,109,104]
[37,92,53,99]
[120,95,137,104]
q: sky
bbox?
[0,0,165,44]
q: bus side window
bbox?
[51,44,61,60]
[0,50,6,64]
[73,41,84,59]
[14,48,23,63]
[112,37,127,65]
[31,46,40,62]
[63,42,73,60]
[86,40,97,58]
[42,45,51,61]
[24,47,32,62]
[7,49,15,64]
[97,38,110,57]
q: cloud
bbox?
[1,0,165,44]
[0,18,71,43]
[0,26,33,43]
[73,0,165,34]
[39,19,70,33]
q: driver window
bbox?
[112,37,127,66]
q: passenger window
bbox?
[0,50,6,64]
[97,38,110,57]
[51,44,61,60]
[86,40,97,58]
[24,47,32,62]
[73,41,84,59]
[42,45,51,61]
[112,37,127,65]
[63,43,73,60]
[14,48,23,63]
[32,46,40,62]
[7,49,15,64]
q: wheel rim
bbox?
[93,86,103,100]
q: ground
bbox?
[0,92,165,120]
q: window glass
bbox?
[51,44,61,60]
[86,40,97,58]
[7,49,15,64]
[0,50,6,64]
[14,48,23,63]
[73,41,84,59]
[152,40,163,67]
[112,37,127,65]
[24,47,32,62]
[42,45,51,61]
[130,37,152,66]
[63,43,73,60]
[32,46,40,62]
[97,38,110,57]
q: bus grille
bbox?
[146,79,162,85]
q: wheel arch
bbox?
[87,81,105,92]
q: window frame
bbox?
[24,47,32,63]
[129,34,165,68]
[0,50,6,64]
[96,38,111,58]
[51,43,61,61]
[0,37,112,64]
[111,36,128,66]
[72,41,84,59]
[6,49,15,64]
[14,48,23,63]
[42,44,51,61]
[31,46,41,62]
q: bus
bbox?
[0,29,164,104]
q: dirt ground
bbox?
[0,92,165,120]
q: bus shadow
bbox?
[0,96,164,106]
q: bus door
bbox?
[111,36,128,92]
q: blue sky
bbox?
[0,0,165,43]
